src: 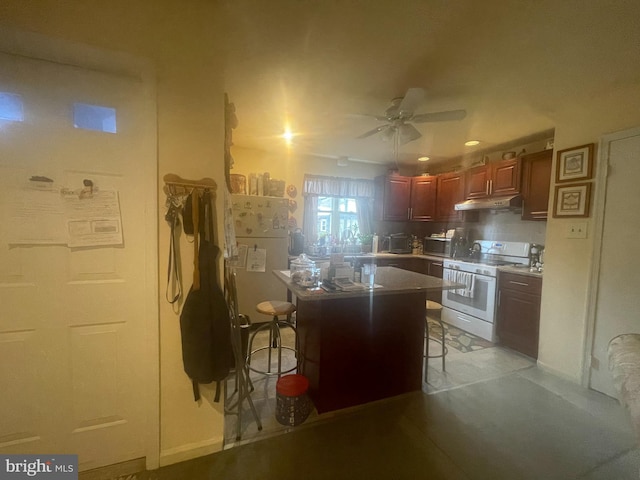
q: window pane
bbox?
[73,103,117,133]
[0,92,24,121]
[317,197,332,211]
[313,196,358,245]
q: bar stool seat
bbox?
[246,300,297,376]
[425,300,447,382]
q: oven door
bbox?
[442,268,496,323]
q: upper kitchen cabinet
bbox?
[375,173,437,221]
[410,175,437,221]
[375,173,411,221]
[436,172,465,222]
[465,158,521,199]
[520,150,553,220]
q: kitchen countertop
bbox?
[498,265,544,278]
[273,266,461,301]
[291,252,543,277]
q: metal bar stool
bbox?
[246,300,297,376]
[425,300,447,382]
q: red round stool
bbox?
[275,374,312,426]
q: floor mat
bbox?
[427,319,494,353]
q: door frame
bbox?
[583,126,640,389]
[0,27,160,469]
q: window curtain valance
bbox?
[303,174,375,198]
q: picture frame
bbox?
[555,143,595,183]
[553,182,592,218]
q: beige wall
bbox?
[231,145,387,230]
[538,85,640,383]
[0,0,227,467]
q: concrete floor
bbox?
[148,330,639,479]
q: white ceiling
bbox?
[222,0,640,167]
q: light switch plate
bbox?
[567,221,588,238]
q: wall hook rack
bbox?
[163,173,217,197]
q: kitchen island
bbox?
[273,267,459,413]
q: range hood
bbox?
[454,194,523,211]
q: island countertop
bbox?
[273,266,460,301]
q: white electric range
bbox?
[441,241,531,342]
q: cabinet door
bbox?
[427,259,444,278]
[496,272,542,359]
[492,158,521,196]
[521,150,552,220]
[376,175,410,221]
[436,172,464,221]
[465,165,491,199]
[410,175,437,221]
[497,289,540,358]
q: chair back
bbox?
[224,265,251,365]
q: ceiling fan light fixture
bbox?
[381,127,395,142]
[465,140,480,146]
[418,156,430,162]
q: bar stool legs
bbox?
[246,300,297,376]
[424,300,447,383]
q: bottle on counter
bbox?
[411,235,422,255]
[372,234,379,254]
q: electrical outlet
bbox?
[567,221,588,239]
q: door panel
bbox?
[0,50,156,470]
[589,128,640,395]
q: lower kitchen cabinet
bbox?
[496,271,542,359]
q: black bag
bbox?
[180,190,233,402]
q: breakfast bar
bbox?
[273,266,459,413]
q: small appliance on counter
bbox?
[529,244,545,272]
[450,229,470,259]
[423,230,455,256]
[289,228,305,255]
[388,233,411,254]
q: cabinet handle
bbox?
[485,181,490,196]
[489,179,493,195]
[432,263,442,267]
[498,290,501,306]
[509,280,529,286]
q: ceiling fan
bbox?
[356,88,467,145]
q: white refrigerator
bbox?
[230,194,290,324]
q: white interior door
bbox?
[0,48,157,471]
[588,127,640,396]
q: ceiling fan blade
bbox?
[411,109,467,123]
[398,123,422,144]
[356,124,390,139]
[397,88,425,116]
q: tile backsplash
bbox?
[473,210,547,246]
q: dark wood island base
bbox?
[273,267,459,414]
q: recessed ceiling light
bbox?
[282,127,294,144]
[465,140,480,146]
[418,156,429,162]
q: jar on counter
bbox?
[289,254,319,288]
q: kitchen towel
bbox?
[447,270,475,298]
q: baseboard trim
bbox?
[536,359,582,384]
[159,438,223,467]
[79,457,145,480]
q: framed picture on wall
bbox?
[553,182,592,218]
[556,143,595,182]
